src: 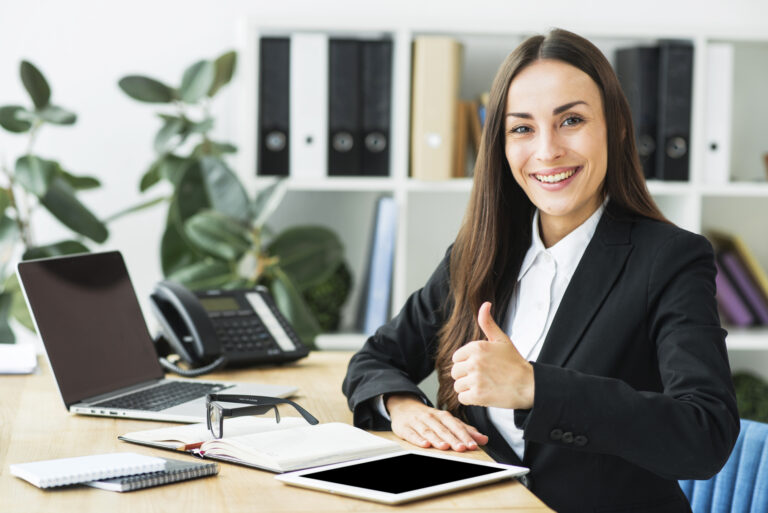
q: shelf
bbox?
[405,178,474,193]
[725,327,768,350]
[253,176,396,192]
[700,182,768,197]
[645,180,693,196]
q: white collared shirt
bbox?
[488,202,605,460]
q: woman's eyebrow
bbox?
[506,100,588,119]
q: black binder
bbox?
[258,37,290,176]
[615,46,659,179]
[360,39,392,176]
[656,40,693,181]
[328,39,362,176]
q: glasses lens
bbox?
[209,402,222,438]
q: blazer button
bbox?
[561,431,574,444]
[549,429,563,441]
[574,435,588,447]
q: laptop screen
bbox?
[17,251,163,407]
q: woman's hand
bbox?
[451,302,535,409]
[385,394,488,451]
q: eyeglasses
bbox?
[206,394,319,439]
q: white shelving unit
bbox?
[236,16,768,372]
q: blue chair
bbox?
[680,419,768,513]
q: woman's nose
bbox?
[535,129,564,162]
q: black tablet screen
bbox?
[300,453,503,494]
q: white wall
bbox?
[2,0,767,321]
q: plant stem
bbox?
[0,161,31,248]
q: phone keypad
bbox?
[213,315,277,354]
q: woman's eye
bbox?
[508,125,531,135]
[562,116,584,127]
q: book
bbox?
[720,251,768,324]
[119,416,400,473]
[708,230,768,307]
[359,196,398,335]
[410,36,462,180]
[453,99,469,178]
[85,457,218,492]
[10,452,166,489]
[714,259,754,327]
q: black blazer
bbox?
[343,203,739,513]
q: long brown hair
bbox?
[435,28,668,415]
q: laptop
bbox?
[16,251,298,423]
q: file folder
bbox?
[328,39,362,176]
[360,39,392,176]
[656,40,693,181]
[258,37,290,177]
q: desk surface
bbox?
[0,351,551,512]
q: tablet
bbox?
[275,450,528,505]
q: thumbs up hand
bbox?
[450,302,535,409]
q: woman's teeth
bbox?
[535,167,578,183]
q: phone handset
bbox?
[149,280,309,377]
[150,280,228,376]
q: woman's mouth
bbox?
[533,166,581,184]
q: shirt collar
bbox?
[518,198,607,281]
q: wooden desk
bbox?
[0,351,551,512]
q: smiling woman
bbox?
[343,28,739,513]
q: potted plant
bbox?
[0,61,110,341]
[118,51,350,346]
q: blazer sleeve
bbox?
[342,249,452,430]
[516,231,739,480]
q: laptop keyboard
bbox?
[91,381,230,411]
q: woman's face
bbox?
[504,59,608,244]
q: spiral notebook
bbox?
[10,452,166,488]
[85,457,219,492]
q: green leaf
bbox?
[20,61,50,109]
[251,178,288,227]
[118,75,176,103]
[179,60,215,104]
[189,117,214,134]
[198,157,250,221]
[22,240,90,260]
[0,105,33,133]
[267,226,343,290]
[139,160,162,192]
[175,162,212,223]
[192,140,237,158]
[161,202,199,276]
[158,154,190,187]
[40,178,108,243]
[104,195,166,224]
[0,292,16,342]
[167,260,234,291]
[37,105,76,125]
[208,51,237,97]
[0,188,11,214]
[4,274,34,333]
[184,210,252,261]
[15,155,56,196]
[269,268,320,346]
[154,116,187,154]
[58,169,101,190]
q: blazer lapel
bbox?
[535,206,634,368]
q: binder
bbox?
[410,36,462,180]
[656,40,694,181]
[714,259,755,327]
[720,251,768,325]
[290,33,328,179]
[360,39,392,176]
[258,37,290,177]
[704,43,734,186]
[328,39,362,176]
[615,46,659,179]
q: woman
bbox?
[343,29,738,512]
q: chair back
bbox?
[679,419,768,513]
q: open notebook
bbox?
[119,417,401,473]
